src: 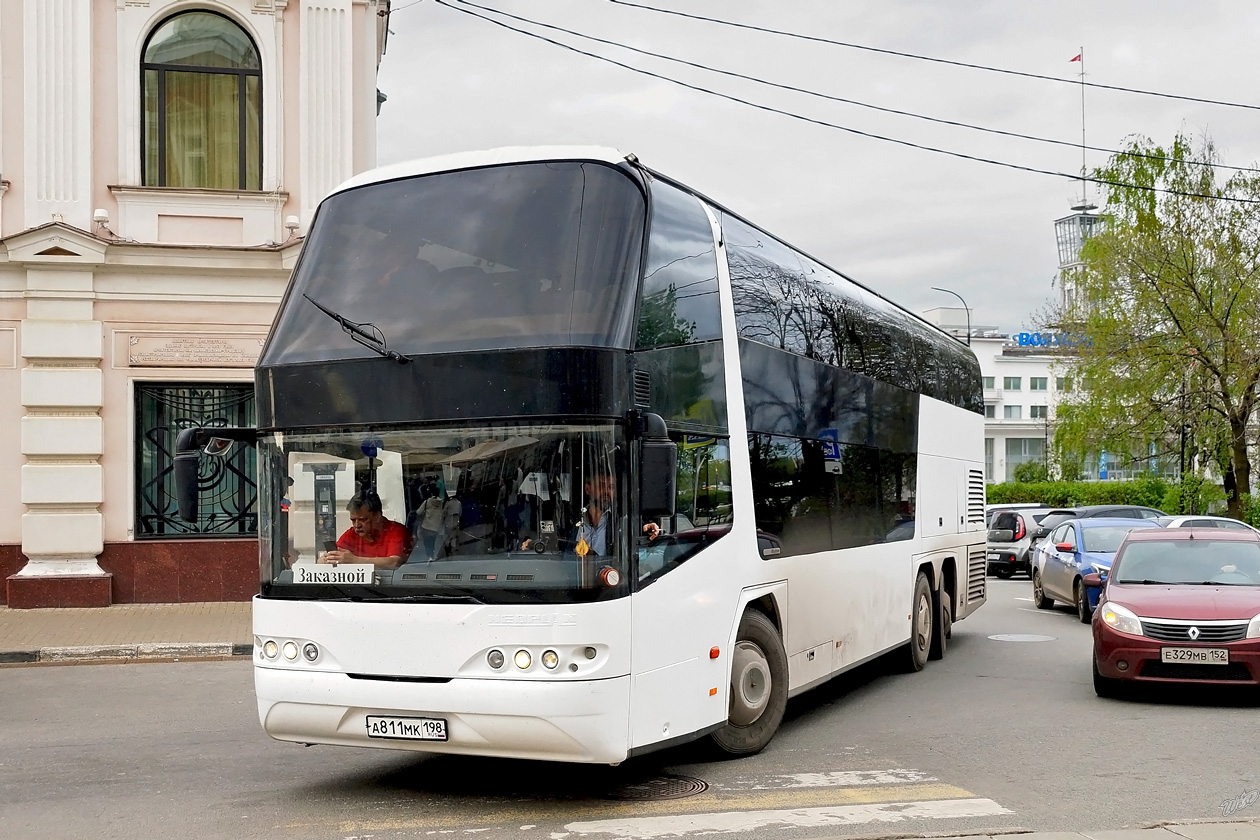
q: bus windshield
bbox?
[258,422,633,603]
[262,161,646,365]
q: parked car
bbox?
[1031,504,1167,540]
[1031,517,1162,621]
[1090,528,1260,697]
[984,503,1048,528]
[987,508,1054,578]
[1155,515,1260,534]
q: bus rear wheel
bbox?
[907,571,932,672]
[711,610,787,757]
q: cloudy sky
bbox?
[374,0,1260,335]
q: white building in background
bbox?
[922,307,1070,484]
[0,0,389,608]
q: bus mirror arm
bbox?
[174,427,259,523]
[636,412,677,518]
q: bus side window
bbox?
[639,436,732,585]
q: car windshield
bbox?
[1081,526,1134,553]
[257,422,635,603]
[1113,540,1260,585]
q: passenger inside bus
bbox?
[320,492,413,569]
[519,472,660,556]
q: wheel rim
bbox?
[1033,574,1043,603]
[1076,583,1086,616]
[729,640,771,726]
[915,591,931,653]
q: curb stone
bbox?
[0,642,253,664]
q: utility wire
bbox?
[436,0,1260,205]
[609,0,1260,113]
[454,0,1260,175]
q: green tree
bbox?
[1054,132,1260,516]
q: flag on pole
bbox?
[1070,53,1082,61]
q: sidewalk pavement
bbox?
[932,819,1260,838]
[0,601,252,664]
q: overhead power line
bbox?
[435,0,1260,205]
[452,0,1260,176]
[608,0,1260,113]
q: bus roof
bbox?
[329,145,630,197]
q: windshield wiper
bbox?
[364,593,486,604]
[303,294,410,364]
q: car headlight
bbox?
[1099,602,1142,636]
[1247,613,1260,639]
[1090,562,1110,576]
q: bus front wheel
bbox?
[711,610,788,756]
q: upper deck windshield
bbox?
[262,161,646,366]
[258,422,635,603]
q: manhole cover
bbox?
[988,633,1056,642]
[606,774,709,801]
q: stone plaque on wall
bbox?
[127,334,265,368]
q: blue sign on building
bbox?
[1099,450,1109,480]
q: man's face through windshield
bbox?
[350,507,384,541]
[586,474,615,509]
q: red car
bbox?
[1090,528,1260,696]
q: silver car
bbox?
[987,508,1055,579]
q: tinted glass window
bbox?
[637,181,720,348]
[264,162,646,365]
[1114,539,1260,585]
[748,433,915,556]
[722,213,981,412]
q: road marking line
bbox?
[283,783,980,832]
[718,768,936,790]
[565,797,1012,837]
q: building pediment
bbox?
[2,223,108,265]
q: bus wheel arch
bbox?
[711,608,788,757]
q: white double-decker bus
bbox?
[177,146,986,763]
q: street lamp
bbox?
[931,287,971,346]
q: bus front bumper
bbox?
[255,667,632,764]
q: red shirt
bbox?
[337,519,412,559]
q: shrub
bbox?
[986,477,1174,510]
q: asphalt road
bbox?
[2,579,1258,840]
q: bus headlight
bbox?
[262,640,279,660]
[302,643,320,662]
[282,641,299,661]
[487,649,505,669]
[541,650,559,670]
[514,650,532,670]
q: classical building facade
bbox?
[0,0,389,607]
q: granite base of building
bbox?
[7,574,113,609]
[1,541,258,606]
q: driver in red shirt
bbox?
[320,492,413,570]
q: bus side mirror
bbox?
[174,426,257,523]
[638,413,676,518]
[174,428,205,523]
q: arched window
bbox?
[142,11,262,190]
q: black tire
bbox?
[1075,580,1093,624]
[1093,657,1125,699]
[995,568,1014,580]
[711,610,788,756]
[1032,571,1055,609]
[907,572,932,672]
[929,585,949,661]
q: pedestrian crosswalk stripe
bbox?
[565,797,1011,838]
[717,768,936,790]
